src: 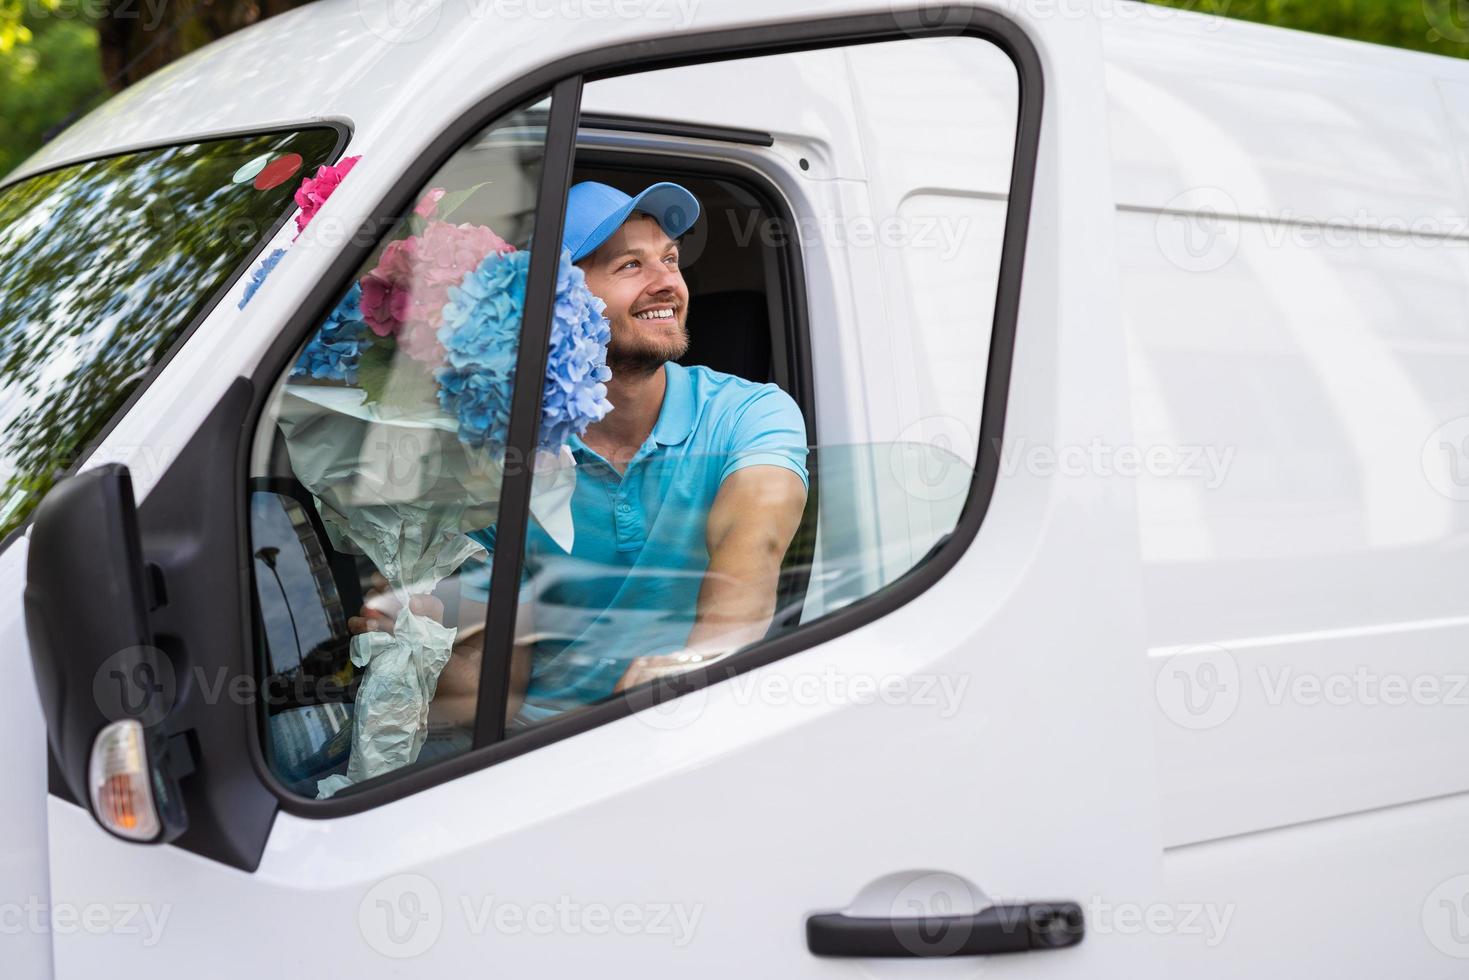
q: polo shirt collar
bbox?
[650,361,695,447]
[568,361,694,463]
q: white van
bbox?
[6,0,1469,976]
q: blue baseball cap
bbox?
[562,180,700,263]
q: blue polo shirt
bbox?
[466,361,808,722]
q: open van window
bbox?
[245,33,1019,802]
[0,127,341,539]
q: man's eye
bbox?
[664,254,679,266]
[619,260,639,271]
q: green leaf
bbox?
[355,342,395,406]
[435,180,493,222]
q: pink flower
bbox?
[414,187,446,219]
[293,155,361,239]
[357,220,515,363]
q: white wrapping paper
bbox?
[274,384,574,798]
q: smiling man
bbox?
[418,180,810,726]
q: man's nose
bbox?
[646,261,683,295]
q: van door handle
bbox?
[806,901,1084,957]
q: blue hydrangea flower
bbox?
[437,249,612,454]
[290,284,372,383]
[239,247,286,310]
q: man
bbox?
[357,180,809,726]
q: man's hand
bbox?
[346,573,444,636]
[614,648,728,693]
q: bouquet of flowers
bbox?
[253,164,612,797]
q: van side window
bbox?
[249,98,556,798]
[247,32,1021,800]
[495,36,1017,732]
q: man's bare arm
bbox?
[687,465,808,648]
[616,465,806,691]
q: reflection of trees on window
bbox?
[0,128,340,537]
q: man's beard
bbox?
[605,315,689,377]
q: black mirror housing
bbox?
[24,464,187,843]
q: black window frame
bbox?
[242,8,1043,818]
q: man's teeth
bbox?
[634,308,675,320]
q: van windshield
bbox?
[0,128,342,540]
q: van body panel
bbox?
[0,537,53,977]
[1100,5,1469,971]
[1109,11,1469,840]
[1162,792,1469,977]
[1102,10,1469,225]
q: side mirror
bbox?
[24,464,188,843]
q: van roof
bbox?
[11,0,1469,187]
[8,0,718,184]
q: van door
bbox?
[28,4,1166,978]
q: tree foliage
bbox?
[0,3,104,178]
[0,128,340,536]
[1,1,314,181]
[1149,0,1469,59]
